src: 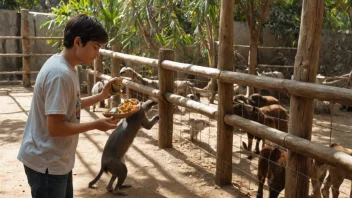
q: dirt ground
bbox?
[0,85,351,198]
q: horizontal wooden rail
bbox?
[0,36,22,40]
[0,80,35,85]
[161,60,352,106]
[165,94,218,119]
[257,64,294,69]
[235,45,297,50]
[0,36,62,40]
[219,71,352,106]
[100,49,159,68]
[0,71,39,75]
[28,36,62,40]
[214,41,297,50]
[0,53,25,57]
[224,114,352,173]
[0,53,55,57]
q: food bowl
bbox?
[102,98,140,119]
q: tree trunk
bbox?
[285,1,324,198]
[247,38,258,96]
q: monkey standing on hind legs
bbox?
[88,100,159,195]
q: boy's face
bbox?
[75,38,104,65]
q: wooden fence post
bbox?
[216,0,234,186]
[21,9,31,87]
[110,44,121,106]
[94,54,104,107]
[158,48,174,148]
[285,1,324,198]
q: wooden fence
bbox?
[1,8,352,197]
[0,9,62,86]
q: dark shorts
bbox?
[24,165,73,198]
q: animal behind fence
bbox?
[232,94,288,159]
[91,80,106,112]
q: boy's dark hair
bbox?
[63,14,108,48]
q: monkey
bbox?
[88,100,159,195]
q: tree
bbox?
[186,0,220,103]
[235,0,271,96]
[324,0,351,30]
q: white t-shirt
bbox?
[17,54,81,175]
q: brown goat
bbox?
[257,145,287,198]
[259,104,289,133]
[233,103,282,159]
[319,144,352,198]
[249,93,279,107]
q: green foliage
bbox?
[265,0,301,46]
[0,0,19,10]
[40,0,96,48]
[324,0,351,31]
[0,0,42,10]
[266,0,351,46]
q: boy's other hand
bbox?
[94,117,118,131]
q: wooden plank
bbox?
[285,1,325,198]
[99,49,159,68]
[0,36,22,40]
[21,9,31,87]
[0,53,55,57]
[220,71,352,106]
[224,115,352,173]
[165,93,217,119]
[215,41,297,50]
[257,64,294,69]
[216,0,234,186]
[158,48,174,148]
[0,71,39,75]
[0,54,25,57]
[0,36,62,40]
[0,80,35,85]
[28,36,62,40]
[161,60,220,79]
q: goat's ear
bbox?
[252,106,257,113]
[248,99,256,106]
[269,148,282,161]
[236,99,245,104]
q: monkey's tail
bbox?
[88,168,104,188]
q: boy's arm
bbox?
[47,114,118,137]
[80,94,104,109]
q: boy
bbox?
[17,14,118,198]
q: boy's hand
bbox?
[100,77,123,100]
[94,117,118,131]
